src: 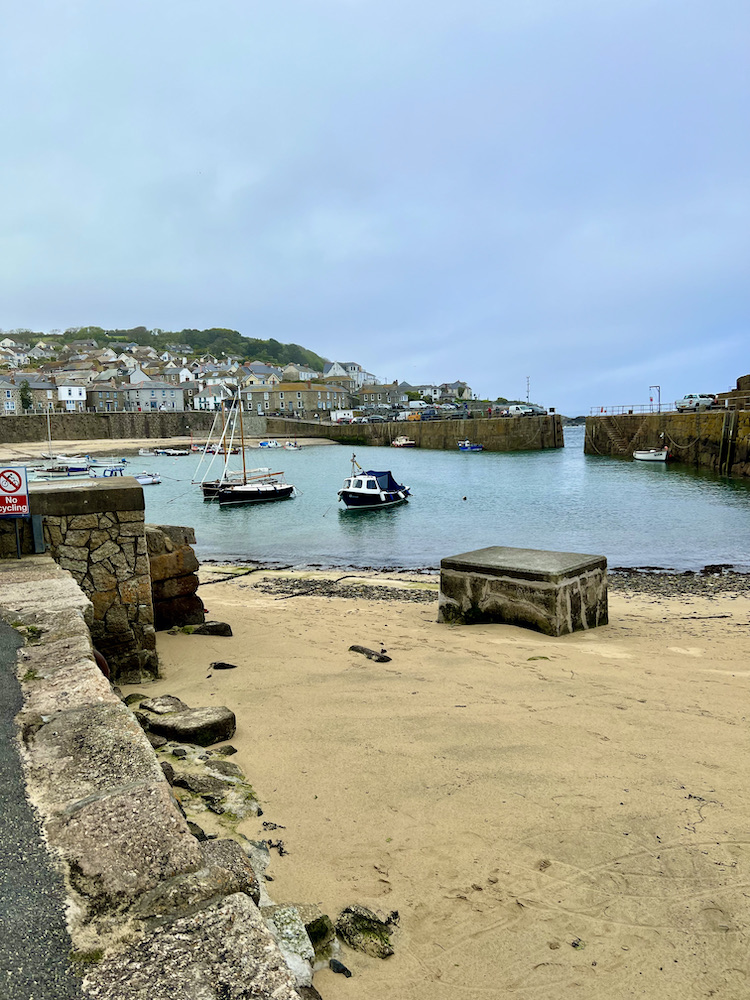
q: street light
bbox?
[649,385,661,413]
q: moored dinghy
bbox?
[338,454,410,510]
[633,447,670,462]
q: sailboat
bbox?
[216,400,296,506]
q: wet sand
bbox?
[127,568,750,999]
[0,436,338,463]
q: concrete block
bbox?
[46,781,202,907]
[25,701,169,808]
[81,893,299,999]
[438,545,608,635]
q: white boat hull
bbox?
[633,449,669,462]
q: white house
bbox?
[57,383,87,412]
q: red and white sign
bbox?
[0,466,30,517]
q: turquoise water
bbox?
[139,426,750,571]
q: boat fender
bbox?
[380,492,386,501]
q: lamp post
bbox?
[649,385,661,413]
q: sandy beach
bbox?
[126,567,750,999]
[0,436,338,463]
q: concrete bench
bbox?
[438,546,608,635]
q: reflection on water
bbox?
[140,426,750,571]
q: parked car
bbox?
[675,393,717,412]
[368,414,387,423]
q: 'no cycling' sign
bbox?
[0,466,30,517]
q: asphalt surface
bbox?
[0,619,84,999]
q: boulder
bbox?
[131,839,261,918]
[141,695,190,715]
[262,905,315,987]
[149,706,236,746]
[335,905,399,959]
[191,621,233,637]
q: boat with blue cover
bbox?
[337,455,410,510]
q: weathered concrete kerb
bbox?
[0,556,302,999]
[268,414,564,451]
[585,410,750,477]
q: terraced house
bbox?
[242,381,355,416]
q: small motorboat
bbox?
[458,440,483,452]
[633,448,670,462]
[134,471,161,486]
[284,441,302,451]
[338,454,410,510]
[391,436,416,448]
[138,448,156,457]
[154,448,189,456]
[258,440,281,449]
[89,465,127,478]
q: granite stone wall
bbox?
[584,410,750,477]
[31,481,158,683]
[266,413,564,451]
[146,524,205,630]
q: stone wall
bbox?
[146,524,205,630]
[267,413,564,451]
[0,479,159,683]
[0,410,266,444]
[585,411,750,477]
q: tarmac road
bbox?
[0,619,83,998]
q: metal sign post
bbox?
[0,466,30,559]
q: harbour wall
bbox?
[0,479,207,682]
[267,413,564,451]
[585,411,750,477]
[0,410,267,444]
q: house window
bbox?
[151,390,155,396]
[296,392,301,399]
[98,391,103,397]
[377,394,382,400]
[5,400,15,411]
[279,392,284,399]
[67,388,72,396]
[170,391,174,396]
[47,390,52,399]
[317,392,321,399]
[264,392,269,401]
[263,401,269,409]
[5,391,10,398]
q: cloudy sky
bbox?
[1,0,747,413]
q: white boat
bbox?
[138,448,156,457]
[458,440,483,452]
[154,448,189,456]
[391,436,416,448]
[258,439,281,449]
[134,471,161,486]
[633,448,670,462]
[284,441,302,450]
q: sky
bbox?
[1,0,748,414]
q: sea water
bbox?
[138,426,750,572]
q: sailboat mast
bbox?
[239,394,247,484]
